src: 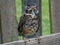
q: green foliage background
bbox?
[16,0,50,37]
[42,0,50,35]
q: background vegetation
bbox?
[42,0,50,35]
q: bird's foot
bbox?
[35,36,41,44]
[24,38,29,43]
[36,36,40,40]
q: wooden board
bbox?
[49,0,60,33]
[0,0,18,43]
[1,32,60,45]
[0,9,1,44]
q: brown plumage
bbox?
[22,27,31,34]
[18,5,39,38]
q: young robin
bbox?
[18,4,40,39]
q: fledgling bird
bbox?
[18,4,40,39]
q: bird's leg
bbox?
[24,38,29,45]
[35,36,40,39]
[24,37,29,42]
[35,36,41,44]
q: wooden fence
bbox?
[0,0,60,45]
[1,32,60,45]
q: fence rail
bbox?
[0,32,60,45]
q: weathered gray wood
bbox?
[1,32,60,45]
[39,0,42,36]
[0,10,1,44]
[0,9,1,44]
[0,0,2,44]
[50,0,60,33]
[0,9,1,43]
[0,0,18,43]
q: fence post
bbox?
[0,15,1,44]
[49,0,60,33]
[0,9,1,44]
[39,0,42,36]
[0,0,18,43]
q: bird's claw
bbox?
[35,36,41,44]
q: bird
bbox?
[18,4,40,39]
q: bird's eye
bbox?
[26,10,28,13]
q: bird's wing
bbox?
[18,15,26,36]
